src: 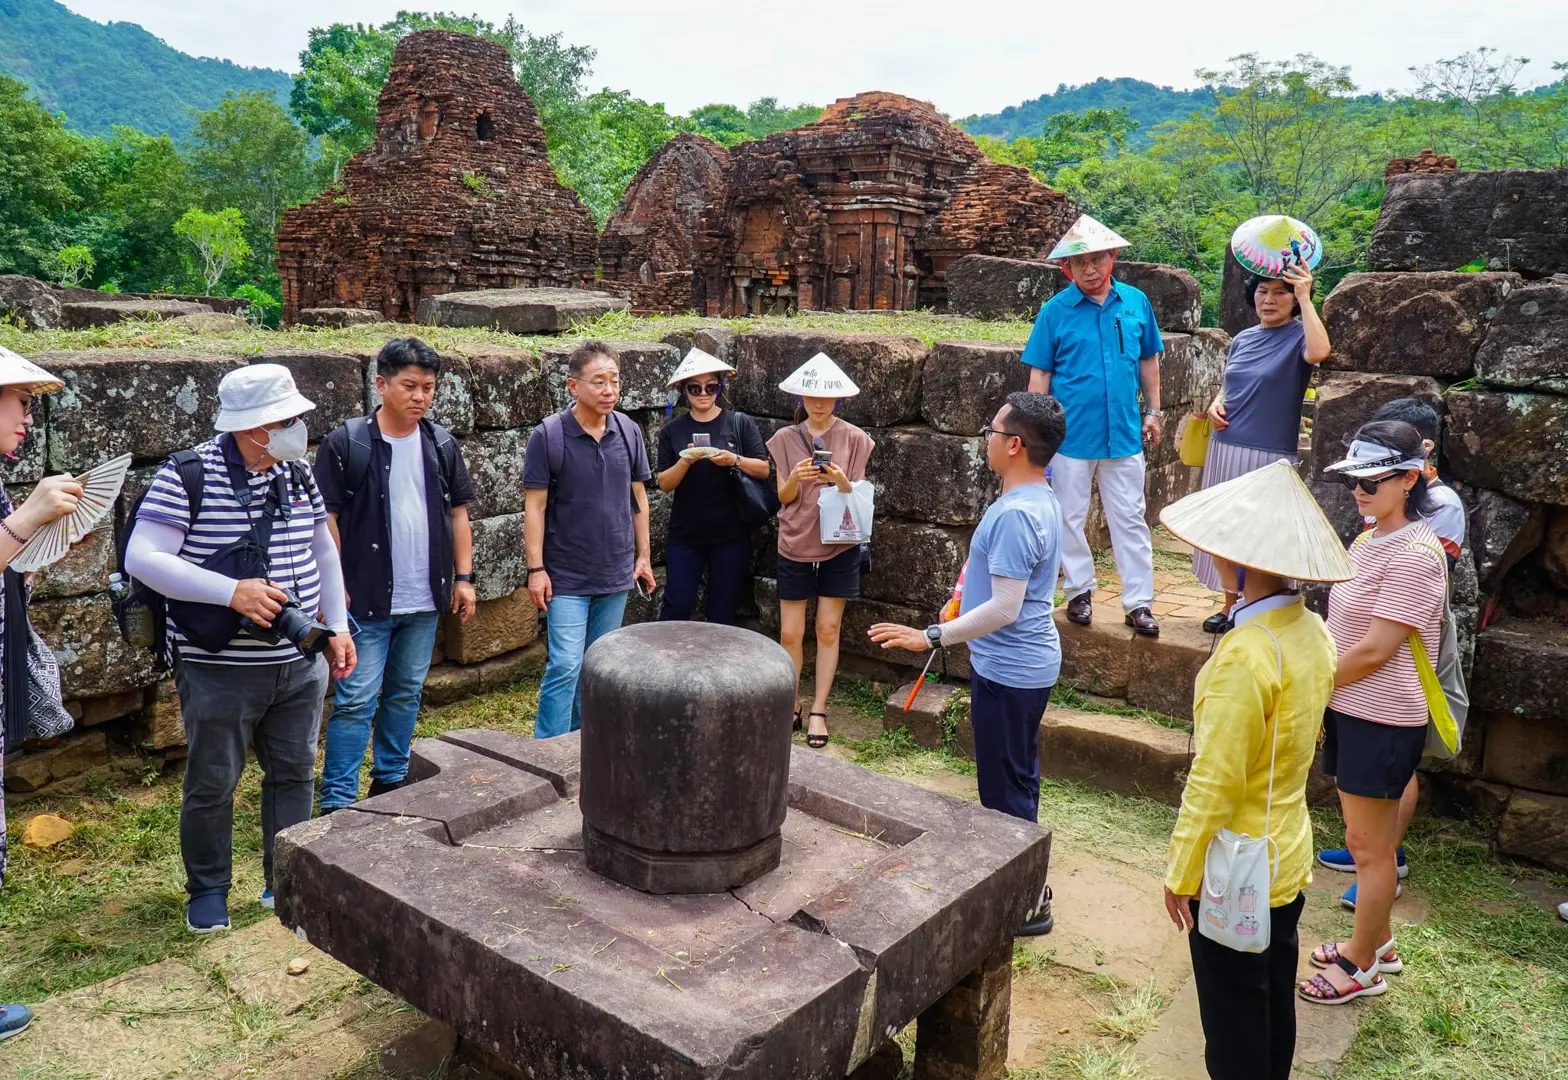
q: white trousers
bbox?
[1051,453,1155,611]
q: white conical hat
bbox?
[1159,460,1355,583]
[666,347,737,388]
[1046,214,1131,262]
[778,352,859,398]
[0,345,64,394]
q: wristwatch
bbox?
[455,573,473,583]
[924,624,943,649]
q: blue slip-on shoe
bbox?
[0,1004,33,1040]
[186,893,231,934]
[1317,847,1409,879]
[1340,880,1402,911]
[260,889,275,911]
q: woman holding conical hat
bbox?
[765,352,874,749]
[1192,216,1331,636]
[1159,459,1350,1079]
[0,346,89,1042]
[654,347,770,627]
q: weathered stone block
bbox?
[416,288,627,334]
[78,688,145,727]
[469,352,552,430]
[1159,330,1230,410]
[1038,709,1191,807]
[946,255,1060,320]
[1445,391,1568,506]
[460,427,529,520]
[1321,272,1519,378]
[1470,489,1545,590]
[885,679,972,758]
[443,588,540,665]
[30,593,160,700]
[920,341,1028,436]
[3,730,108,793]
[136,695,186,750]
[476,641,548,692]
[1471,619,1568,719]
[364,357,474,437]
[913,940,1012,1080]
[1126,619,1212,722]
[1369,169,1568,277]
[866,426,993,526]
[165,312,250,333]
[1496,789,1568,873]
[0,274,62,330]
[60,298,212,328]
[1117,262,1203,332]
[860,520,969,610]
[40,351,245,470]
[729,330,928,426]
[421,662,482,707]
[1310,372,1445,479]
[253,352,365,436]
[31,527,113,600]
[1481,712,1568,797]
[539,340,678,414]
[469,512,527,601]
[297,308,381,328]
[658,326,736,366]
[5,415,45,484]
[1055,611,1133,697]
[1220,243,1260,337]
[1543,508,1568,591]
[1475,278,1568,395]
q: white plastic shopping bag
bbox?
[818,480,875,545]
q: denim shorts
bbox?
[777,547,862,601]
[1319,707,1426,799]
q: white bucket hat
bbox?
[1322,439,1427,478]
[1046,214,1131,262]
[214,363,316,432]
[0,345,65,394]
[1159,460,1355,583]
[667,347,737,389]
[778,352,859,399]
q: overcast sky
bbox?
[63,0,1568,118]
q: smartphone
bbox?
[692,433,711,448]
[811,448,833,468]
[636,580,654,600]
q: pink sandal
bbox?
[1311,939,1402,975]
[1299,955,1387,1005]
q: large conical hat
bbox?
[1159,460,1354,582]
[666,347,736,388]
[0,345,64,394]
[1046,214,1131,262]
[1231,215,1323,279]
[778,352,859,398]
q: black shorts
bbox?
[777,547,861,601]
[1318,707,1426,800]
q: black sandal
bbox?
[792,708,803,733]
[806,712,830,749]
[1202,611,1233,635]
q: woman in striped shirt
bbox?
[1300,421,1447,1006]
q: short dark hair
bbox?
[1348,419,1438,518]
[1245,274,1302,319]
[376,337,441,379]
[1002,391,1067,467]
[1369,397,1440,444]
[568,340,619,377]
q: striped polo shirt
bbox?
[1325,520,1447,726]
[137,436,326,665]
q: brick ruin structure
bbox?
[1385,148,1460,180]
[600,92,1077,315]
[275,31,599,324]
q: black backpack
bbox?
[336,415,458,504]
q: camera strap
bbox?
[222,450,290,582]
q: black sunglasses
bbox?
[684,381,721,396]
[1337,471,1401,495]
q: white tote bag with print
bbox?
[1197,625,1283,955]
[818,480,876,545]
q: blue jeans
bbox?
[660,538,751,625]
[536,592,628,739]
[319,611,441,810]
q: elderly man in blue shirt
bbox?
[1023,215,1164,637]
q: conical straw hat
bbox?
[1046,214,1130,262]
[1159,460,1354,582]
[0,345,64,394]
[666,347,736,388]
[1230,215,1323,279]
[778,352,859,398]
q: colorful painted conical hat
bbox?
[778,352,859,398]
[1046,214,1131,262]
[666,347,736,388]
[1231,215,1323,279]
[1159,460,1354,583]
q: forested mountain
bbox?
[959,77,1212,141]
[0,0,291,138]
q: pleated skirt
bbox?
[1190,439,1301,592]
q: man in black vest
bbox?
[314,338,476,814]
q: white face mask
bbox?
[264,419,309,462]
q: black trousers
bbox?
[1186,891,1305,1080]
[969,674,1053,822]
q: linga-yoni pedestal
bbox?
[275,623,1050,1079]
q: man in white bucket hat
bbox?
[125,363,354,933]
[1023,213,1165,637]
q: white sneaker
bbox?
[1558,900,1568,922]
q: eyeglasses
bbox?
[1337,471,1400,494]
[684,382,721,396]
[986,426,1027,444]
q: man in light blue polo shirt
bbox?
[1023,214,1164,637]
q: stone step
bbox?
[1056,609,1218,723]
[1038,709,1192,807]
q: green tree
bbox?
[173,207,250,293]
[553,90,684,223]
[1404,49,1568,168]
[975,108,1139,181]
[686,103,750,146]
[685,98,821,146]
[47,244,95,287]
[0,74,92,277]
[186,92,315,273]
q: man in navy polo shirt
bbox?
[523,340,656,738]
[1023,214,1165,638]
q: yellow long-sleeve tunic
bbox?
[1165,597,1337,908]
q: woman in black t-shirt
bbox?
[655,349,770,625]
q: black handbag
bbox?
[726,412,779,526]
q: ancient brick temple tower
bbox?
[600,92,1077,315]
[276,31,599,324]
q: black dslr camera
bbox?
[239,587,335,657]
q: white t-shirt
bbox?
[385,429,435,614]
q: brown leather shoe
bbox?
[1066,591,1093,625]
[1125,606,1160,637]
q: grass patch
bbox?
[414,678,540,740]
[1013,1044,1150,1080]
[1053,683,1192,732]
[1088,978,1169,1041]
